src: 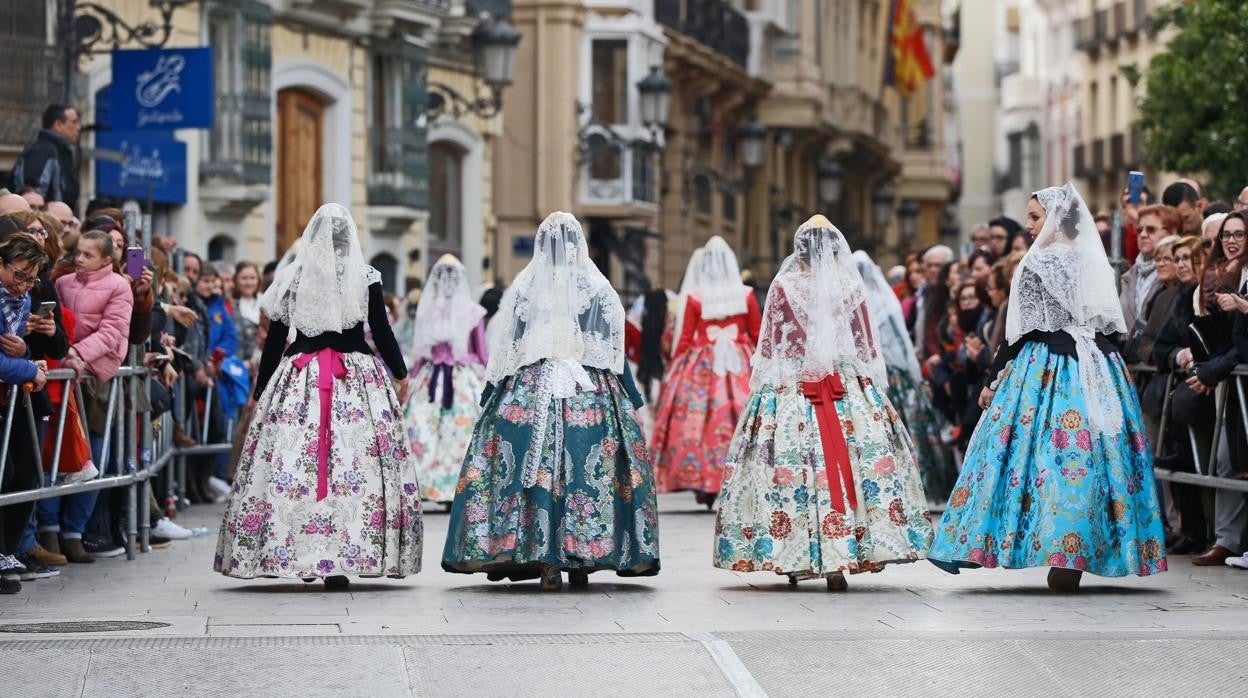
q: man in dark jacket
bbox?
[11,105,81,214]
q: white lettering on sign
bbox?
[118,142,167,187]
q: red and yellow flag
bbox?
[885,0,936,97]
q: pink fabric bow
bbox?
[292,348,347,501]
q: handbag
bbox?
[1188,313,1233,362]
[1168,381,1215,426]
[1139,373,1169,418]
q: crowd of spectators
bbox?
[891,177,1248,571]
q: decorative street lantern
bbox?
[636,65,673,130]
[898,199,921,240]
[817,158,844,207]
[472,15,522,89]
[872,183,896,230]
[738,118,767,170]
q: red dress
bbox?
[651,289,761,496]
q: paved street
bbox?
[3,494,1247,697]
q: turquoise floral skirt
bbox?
[441,361,660,581]
[886,365,958,504]
[928,342,1167,577]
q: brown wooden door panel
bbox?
[277,88,324,257]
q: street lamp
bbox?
[472,15,522,88]
[898,199,920,240]
[636,65,673,132]
[817,158,844,208]
[738,119,767,170]
[427,14,522,119]
[872,183,896,230]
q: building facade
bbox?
[6,0,509,296]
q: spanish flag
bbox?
[885,0,935,97]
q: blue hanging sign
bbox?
[111,47,214,130]
[95,132,187,205]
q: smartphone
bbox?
[1127,171,1145,205]
[37,301,56,317]
[125,247,146,280]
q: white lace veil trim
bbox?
[672,246,704,345]
[411,254,485,362]
[694,236,749,321]
[751,215,887,390]
[1005,182,1128,435]
[484,211,625,384]
[853,250,924,384]
[261,203,373,337]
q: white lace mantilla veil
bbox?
[411,254,485,362]
[485,211,624,384]
[694,235,748,321]
[672,246,705,344]
[853,250,924,384]
[1005,181,1128,436]
[751,215,887,391]
[261,203,378,337]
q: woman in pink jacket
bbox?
[37,230,133,562]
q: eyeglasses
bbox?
[1175,253,1193,263]
[989,233,1009,241]
[1141,225,1166,234]
[1219,230,1247,242]
[25,226,46,238]
[5,265,37,287]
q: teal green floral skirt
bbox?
[441,361,661,581]
[928,342,1167,577]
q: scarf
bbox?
[0,286,27,335]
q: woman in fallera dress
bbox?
[214,204,422,589]
[713,215,933,590]
[403,254,488,505]
[928,182,1167,591]
[854,250,958,506]
[441,212,660,591]
[651,236,760,508]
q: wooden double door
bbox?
[276,88,324,257]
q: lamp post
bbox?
[872,183,896,231]
[898,199,920,243]
[636,65,673,137]
[427,14,521,119]
[817,158,844,212]
[738,119,767,170]
[61,0,191,101]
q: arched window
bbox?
[428,140,465,260]
[207,234,237,263]
[370,253,399,293]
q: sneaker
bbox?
[206,476,231,498]
[148,534,172,550]
[0,577,19,594]
[1226,554,1248,570]
[82,539,126,558]
[58,463,99,484]
[15,554,59,580]
[152,517,192,540]
[0,554,28,581]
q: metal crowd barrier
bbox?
[1131,363,1248,494]
[0,353,233,560]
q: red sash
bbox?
[800,373,857,514]
[292,348,347,501]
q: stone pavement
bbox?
[2,494,1247,696]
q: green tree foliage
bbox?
[1132,0,1248,199]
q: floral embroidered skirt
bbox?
[404,360,486,503]
[441,361,660,581]
[651,340,752,495]
[214,352,424,579]
[928,342,1167,577]
[713,372,933,579]
[886,365,958,504]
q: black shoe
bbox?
[148,534,172,549]
[323,575,350,591]
[0,577,20,594]
[1166,536,1206,555]
[15,554,58,580]
[82,538,126,558]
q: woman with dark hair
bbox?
[930,183,1165,591]
[966,248,997,284]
